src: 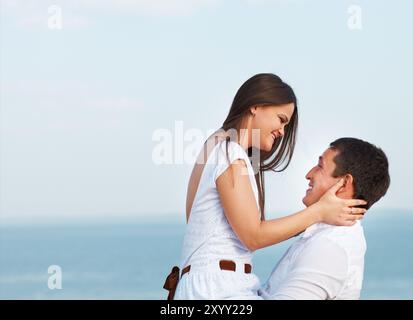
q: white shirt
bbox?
[174,140,262,300]
[259,221,366,300]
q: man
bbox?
[259,137,390,300]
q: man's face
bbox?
[303,148,341,207]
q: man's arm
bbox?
[267,237,349,300]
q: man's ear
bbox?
[339,174,354,195]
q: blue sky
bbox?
[1,0,412,223]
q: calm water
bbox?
[0,211,412,299]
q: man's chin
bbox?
[302,195,313,208]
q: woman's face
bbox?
[250,103,295,152]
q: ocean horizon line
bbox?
[0,207,411,227]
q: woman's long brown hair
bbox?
[221,73,298,220]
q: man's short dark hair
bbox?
[330,137,390,209]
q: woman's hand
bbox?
[313,179,367,226]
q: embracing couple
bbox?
[163,73,390,300]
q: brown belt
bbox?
[181,259,252,277]
[164,260,252,300]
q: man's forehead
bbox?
[320,148,339,163]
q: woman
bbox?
[164,73,367,300]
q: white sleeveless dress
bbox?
[174,140,263,300]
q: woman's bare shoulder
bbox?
[185,130,228,222]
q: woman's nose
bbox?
[278,127,285,137]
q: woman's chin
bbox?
[266,141,274,151]
[259,140,274,152]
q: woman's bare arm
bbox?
[216,160,366,252]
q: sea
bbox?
[0,210,412,299]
